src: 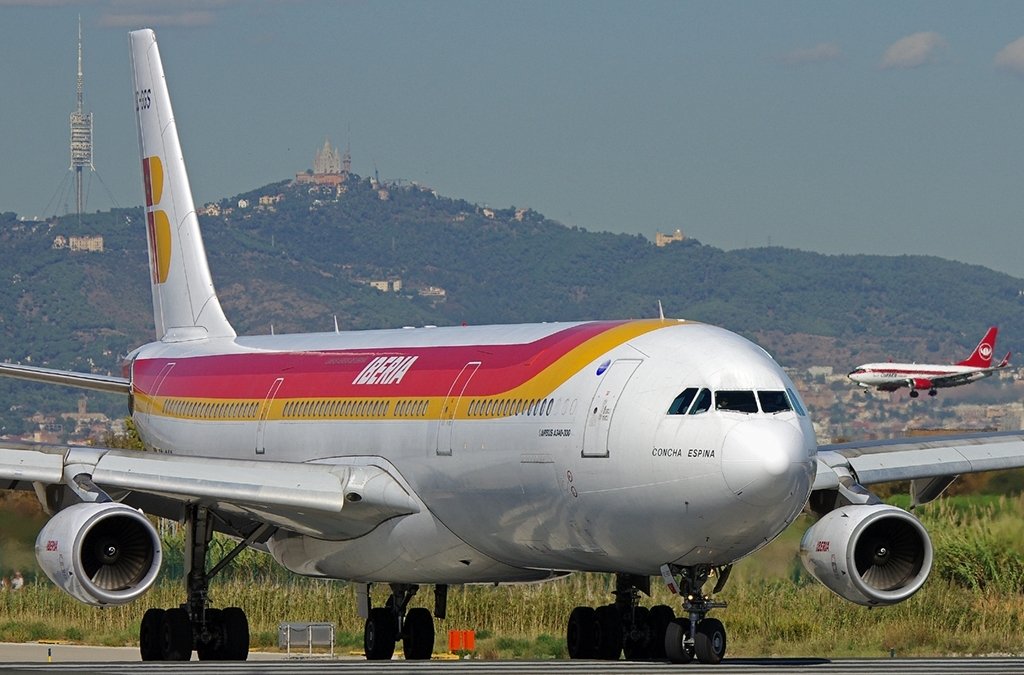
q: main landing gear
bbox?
[565,566,730,664]
[139,505,269,661]
[909,388,938,398]
[363,583,445,660]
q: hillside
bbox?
[1,174,1023,430]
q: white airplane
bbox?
[3,28,1024,665]
[848,326,1011,398]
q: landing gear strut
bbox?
[660,563,730,664]
[139,505,268,661]
[363,583,444,660]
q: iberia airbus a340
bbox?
[4,29,1024,665]
[848,326,1011,398]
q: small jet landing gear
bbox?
[660,563,730,664]
[139,505,270,661]
[363,583,445,660]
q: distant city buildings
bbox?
[52,234,103,252]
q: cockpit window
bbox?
[715,390,758,413]
[667,388,698,415]
[758,390,792,414]
[689,388,712,415]
[786,387,807,416]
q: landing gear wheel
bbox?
[364,606,397,660]
[221,607,249,661]
[622,605,650,661]
[694,617,726,664]
[402,607,435,660]
[139,608,165,661]
[910,390,920,398]
[196,608,223,661]
[160,607,193,661]
[928,389,937,397]
[646,604,674,661]
[566,606,597,659]
[664,617,693,664]
[594,604,622,660]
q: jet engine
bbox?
[799,503,932,606]
[35,502,162,606]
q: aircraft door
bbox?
[581,359,641,458]
[435,361,480,456]
[255,377,284,455]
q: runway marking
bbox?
[4,657,1024,674]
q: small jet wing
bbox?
[0,442,419,540]
[0,363,130,395]
[814,430,1024,490]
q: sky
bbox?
[2,1,1024,277]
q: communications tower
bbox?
[69,17,93,219]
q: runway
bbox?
[1,644,1023,675]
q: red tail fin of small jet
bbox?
[957,326,998,368]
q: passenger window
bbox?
[689,388,712,415]
[758,390,792,414]
[668,388,698,415]
[716,390,758,413]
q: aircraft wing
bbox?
[0,441,419,540]
[0,363,130,395]
[814,430,1024,498]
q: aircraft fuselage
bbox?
[128,319,817,583]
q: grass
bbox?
[2,494,1024,658]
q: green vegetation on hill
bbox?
[1,177,1023,429]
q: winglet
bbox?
[130,29,235,342]
[957,326,997,368]
[998,351,1012,368]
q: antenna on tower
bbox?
[69,15,94,223]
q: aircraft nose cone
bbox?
[722,419,813,506]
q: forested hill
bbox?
[1,173,1023,426]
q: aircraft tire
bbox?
[664,617,693,664]
[139,608,165,661]
[566,606,598,659]
[364,607,397,660]
[595,604,622,660]
[160,607,193,661]
[694,617,726,664]
[196,608,223,661]
[646,605,674,660]
[402,607,435,660]
[221,607,250,660]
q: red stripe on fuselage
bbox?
[133,321,633,401]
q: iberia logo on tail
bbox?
[142,156,171,284]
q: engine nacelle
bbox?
[35,502,162,606]
[799,503,932,606]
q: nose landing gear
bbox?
[660,563,730,664]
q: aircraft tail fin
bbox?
[129,29,235,342]
[957,326,997,368]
